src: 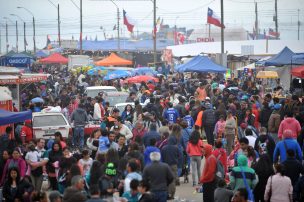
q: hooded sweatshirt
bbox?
[161,136,182,166]
[278,117,301,139]
[229,154,258,191]
[71,108,88,127]
[200,144,217,183]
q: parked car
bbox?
[32,112,71,139]
[84,86,118,98]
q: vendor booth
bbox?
[95,53,133,66]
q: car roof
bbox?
[85,86,117,90]
[33,112,65,116]
[106,92,129,96]
[114,102,135,107]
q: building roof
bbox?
[167,40,304,57]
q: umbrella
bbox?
[256,71,279,79]
[124,75,159,84]
[87,66,107,76]
[103,70,132,81]
[31,97,44,103]
[132,67,157,76]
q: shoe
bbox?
[167,196,174,200]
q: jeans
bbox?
[205,125,215,146]
[73,126,84,148]
[203,180,216,202]
[152,191,167,202]
[190,156,201,185]
[30,174,43,191]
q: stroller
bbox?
[179,151,189,183]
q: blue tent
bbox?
[132,67,157,76]
[3,53,34,67]
[292,53,304,65]
[103,70,132,81]
[258,47,295,66]
[0,110,32,126]
[35,50,49,58]
[175,55,227,73]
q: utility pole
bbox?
[255,2,259,39]
[298,9,300,40]
[58,4,61,47]
[6,22,8,53]
[33,16,36,53]
[16,21,18,53]
[274,0,278,39]
[153,0,157,65]
[117,8,120,50]
[24,22,26,51]
[80,0,83,54]
[220,0,224,64]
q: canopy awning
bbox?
[291,66,304,78]
[0,109,32,126]
[175,55,227,73]
[237,63,255,71]
[256,71,279,79]
[95,53,133,66]
[0,73,49,85]
[257,46,295,66]
[39,53,68,64]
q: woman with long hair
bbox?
[3,167,34,202]
[252,154,274,202]
[88,160,104,186]
[121,104,134,124]
[47,141,63,190]
[86,129,101,158]
[186,131,203,186]
[264,163,293,202]
[0,149,26,186]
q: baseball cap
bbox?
[114,125,119,130]
[105,162,117,176]
[274,104,282,110]
[113,108,120,113]
[205,97,210,100]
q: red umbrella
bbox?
[124,75,159,84]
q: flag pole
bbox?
[220,0,224,64]
[208,23,211,38]
[153,0,157,65]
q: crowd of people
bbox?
[1,66,304,202]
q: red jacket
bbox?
[213,148,228,174]
[200,144,217,183]
[186,139,203,156]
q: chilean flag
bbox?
[123,10,135,33]
[207,8,225,28]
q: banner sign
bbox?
[0,75,48,85]
[6,57,31,67]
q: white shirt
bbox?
[79,158,93,175]
[246,135,257,148]
[25,151,39,163]
[93,103,103,120]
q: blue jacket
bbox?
[161,136,182,166]
[273,138,302,163]
[144,146,160,166]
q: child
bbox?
[138,180,154,202]
[214,115,226,139]
[25,143,42,177]
[97,130,110,155]
[78,149,93,176]
[122,179,140,202]
[214,179,233,202]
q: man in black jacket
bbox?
[143,152,174,202]
[283,149,304,187]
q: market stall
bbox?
[95,53,133,66]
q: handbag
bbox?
[240,167,255,202]
[267,176,272,202]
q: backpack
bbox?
[209,154,225,182]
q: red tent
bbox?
[291,66,304,78]
[95,53,133,66]
[39,53,68,64]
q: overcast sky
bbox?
[0,0,303,52]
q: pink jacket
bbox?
[264,174,293,202]
[0,158,27,185]
[278,117,301,139]
[186,139,203,156]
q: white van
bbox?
[32,112,71,139]
[84,86,118,98]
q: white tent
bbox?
[237,63,255,71]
